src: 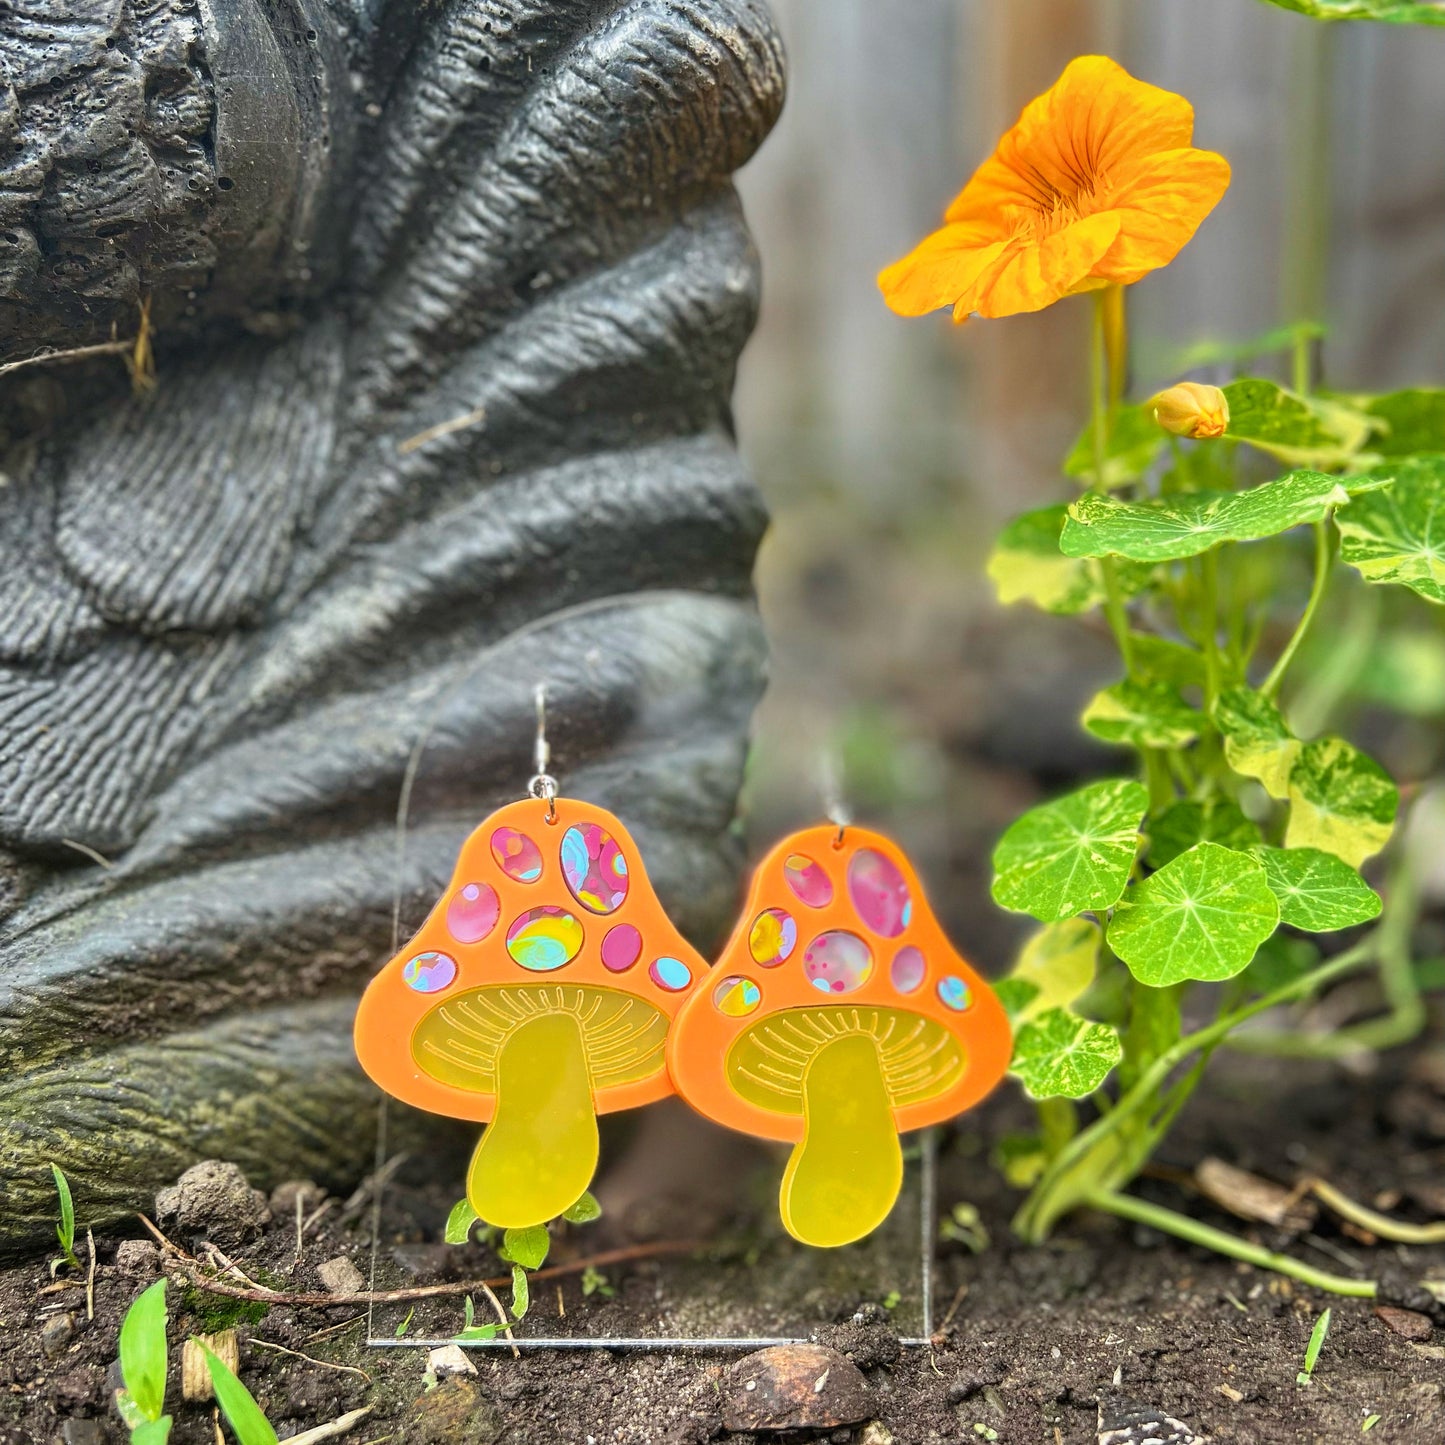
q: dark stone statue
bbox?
[0,0,784,1252]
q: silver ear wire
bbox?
[528,683,559,821]
[820,743,850,847]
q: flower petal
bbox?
[947,56,1197,224]
[1094,148,1232,285]
[878,224,1013,318]
[975,210,1121,318]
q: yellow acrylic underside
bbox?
[412,984,667,1229]
[728,1005,964,1248]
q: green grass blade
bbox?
[118,1280,169,1423]
[203,1343,279,1445]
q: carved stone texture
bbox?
[0,0,784,1252]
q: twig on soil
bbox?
[250,1339,371,1383]
[281,1405,373,1445]
[137,1214,704,1309]
[340,1155,408,1225]
[303,1199,336,1238]
[938,1282,969,1334]
[474,1282,519,1359]
[0,338,133,379]
[303,1316,367,1346]
[202,1241,269,1293]
[85,1228,96,1322]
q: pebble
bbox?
[60,1422,105,1445]
[426,1344,477,1378]
[154,1161,270,1245]
[113,1240,160,1274]
[1375,1306,1434,1341]
[1097,1396,1203,1445]
[318,1255,365,1294]
[859,1424,894,1445]
[41,1312,74,1359]
[722,1344,870,1432]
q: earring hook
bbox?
[528,683,559,822]
[820,744,850,848]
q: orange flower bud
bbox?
[1149,382,1230,439]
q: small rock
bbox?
[318,1255,365,1294]
[113,1240,160,1274]
[154,1161,269,1245]
[1098,1396,1203,1445]
[391,1243,456,1279]
[1376,1306,1434,1341]
[722,1344,870,1432]
[403,1376,504,1445]
[41,1312,75,1358]
[947,1363,1006,1405]
[815,1311,901,1370]
[61,1422,106,1445]
[859,1423,894,1445]
[426,1344,478,1378]
[51,1366,100,1411]
[269,1179,321,1216]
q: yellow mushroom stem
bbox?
[779,1032,903,1249]
[466,1011,598,1229]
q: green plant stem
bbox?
[1091,288,1134,674]
[1262,519,1332,700]
[1201,549,1222,712]
[1038,1097,1078,1157]
[1088,1189,1376,1298]
[1013,936,1376,1243]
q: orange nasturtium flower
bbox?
[878,56,1231,322]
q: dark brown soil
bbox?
[2,1042,1442,1445]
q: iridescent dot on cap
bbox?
[937,976,972,1012]
[446,882,499,944]
[505,906,584,971]
[748,908,796,967]
[782,853,833,908]
[847,848,913,938]
[491,827,543,883]
[649,956,692,992]
[403,951,458,994]
[712,975,761,1017]
[802,930,873,995]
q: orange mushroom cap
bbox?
[354,796,703,1227]
[667,825,1011,1246]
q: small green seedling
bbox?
[115,1279,171,1444]
[49,1164,79,1276]
[394,1307,414,1339]
[1297,1307,1331,1386]
[940,1202,990,1254]
[455,1294,504,1343]
[443,1199,479,1245]
[580,1265,614,1299]
[202,1342,278,1445]
[1362,1415,1382,1433]
[562,1190,602,1225]
[881,1290,901,1311]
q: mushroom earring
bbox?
[667,824,1013,1248]
[354,689,703,1229]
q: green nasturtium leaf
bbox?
[1082,680,1202,749]
[1285,737,1398,867]
[1213,686,1301,798]
[1335,455,1445,606]
[500,1224,550,1271]
[444,1199,479,1245]
[1060,470,1389,563]
[1345,389,1445,457]
[1244,933,1323,993]
[1148,797,1262,868]
[563,1190,602,1224]
[991,779,1150,923]
[1107,842,1280,986]
[1063,402,1168,489]
[1128,635,1208,689]
[1222,377,1378,468]
[510,1264,530,1320]
[1251,846,1383,932]
[987,506,1153,615]
[993,977,1041,1021]
[1256,0,1445,23]
[1009,1007,1124,1100]
[1004,917,1101,1022]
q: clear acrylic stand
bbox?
[362,1099,936,1352]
